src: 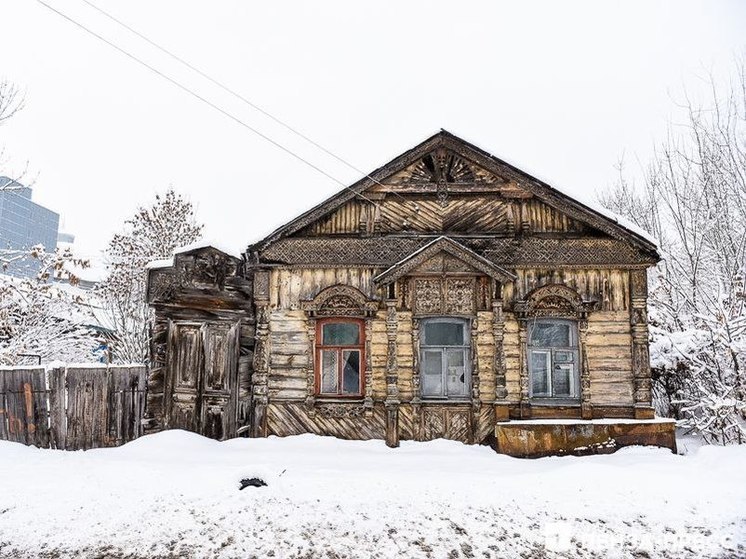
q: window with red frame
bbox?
[316,319,364,397]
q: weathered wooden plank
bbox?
[0,371,7,441]
[0,368,49,447]
[66,367,107,450]
[47,367,67,449]
[268,376,307,391]
[267,402,386,440]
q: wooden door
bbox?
[165,321,240,439]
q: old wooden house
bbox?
[146,131,675,457]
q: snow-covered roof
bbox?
[145,240,243,270]
[145,257,174,270]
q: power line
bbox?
[78,0,416,208]
[35,0,381,208]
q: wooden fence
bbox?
[0,365,147,450]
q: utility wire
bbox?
[35,0,381,208]
[78,0,417,208]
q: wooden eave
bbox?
[249,130,659,258]
[373,236,516,286]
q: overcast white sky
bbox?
[1,0,744,262]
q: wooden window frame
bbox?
[315,318,365,399]
[419,316,472,401]
[527,318,580,401]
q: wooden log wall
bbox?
[263,264,641,441]
[506,268,630,311]
[0,365,147,450]
[269,268,376,309]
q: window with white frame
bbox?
[528,319,579,399]
[420,317,471,399]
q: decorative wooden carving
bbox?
[384,299,400,448]
[411,318,422,405]
[301,285,378,318]
[304,318,317,413]
[578,321,592,419]
[414,278,443,315]
[386,147,507,189]
[261,237,657,268]
[518,324,530,418]
[315,404,366,418]
[253,269,270,300]
[364,320,373,411]
[445,278,475,315]
[251,304,270,437]
[514,284,598,322]
[411,277,476,316]
[148,249,240,303]
[193,252,235,290]
[250,268,271,438]
[374,236,514,287]
[492,300,507,400]
[470,318,480,414]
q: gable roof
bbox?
[250,130,658,255]
[373,236,515,285]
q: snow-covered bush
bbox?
[0,246,99,365]
[600,64,746,444]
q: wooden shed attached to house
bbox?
[146,131,676,457]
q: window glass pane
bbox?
[445,350,467,396]
[342,350,360,394]
[322,322,359,345]
[320,350,338,393]
[421,351,443,396]
[530,351,550,395]
[423,321,464,346]
[554,351,574,363]
[530,322,571,347]
[553,363,574,397]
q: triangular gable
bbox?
[373,236,515,286]
[252,130,658,254]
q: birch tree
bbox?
[97,189,203,363]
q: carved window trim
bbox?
[315,318,366,399]
[513,284,597,323]
[513,284,597,416]
[301,284,378,318]
[301,285,377,408]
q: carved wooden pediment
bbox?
[301,285,378,317]
[374,236,515,286]
[382,148,509,206]
[513,284,598,320]
[387,148,506,186]
[147,246,240,302]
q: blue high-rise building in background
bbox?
[0,177,60,278]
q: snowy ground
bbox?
[1,432,744,559]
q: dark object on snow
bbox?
[239,477,267,490]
